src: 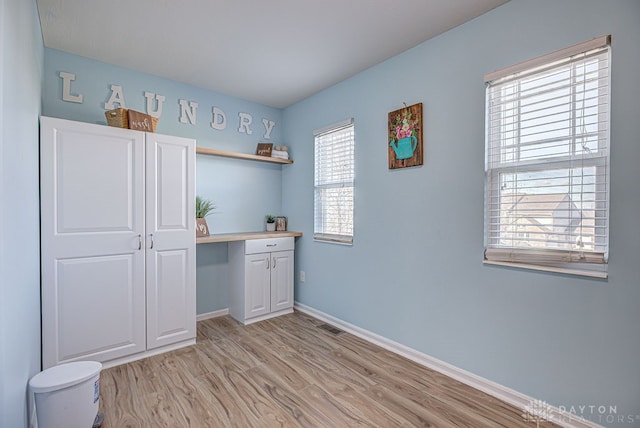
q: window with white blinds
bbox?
[484,36,611,278]
[314,119,355,244]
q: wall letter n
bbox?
[179,100,198,125]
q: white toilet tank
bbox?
[29,361,102,428]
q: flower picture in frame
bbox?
[388,102,423,169]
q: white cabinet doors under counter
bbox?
[229,237,294,325]
[40,116,196,369]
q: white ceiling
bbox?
[37,0,509,109]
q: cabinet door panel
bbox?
[146,134,194,232]
[245,254,271,318]
[146,133,196,349]
[55,255,145,364]
[271,250,294,313]
[40,117,145,368]
[146,249,193,348]
[56,133,136,233]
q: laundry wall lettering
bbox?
[59,71,276,139]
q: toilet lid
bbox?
[29,361,102,393]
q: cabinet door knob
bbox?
[149,233,154,249]
[266,257,270,269]
[272,257,276,268]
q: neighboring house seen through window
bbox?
[314,119,355,245]
[484,36,611,278]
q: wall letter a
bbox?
[104,85,126,110]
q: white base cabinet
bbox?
[40,117,196,369]
[229,237,294,325]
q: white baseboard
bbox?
[237,308,293,325]
[196,308,229,321]
[294,302,602,428]
[100,339,196,369]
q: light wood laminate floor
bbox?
[99,311,557,427]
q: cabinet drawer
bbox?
[245,237,294,254]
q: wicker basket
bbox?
[150,116,159,132]
[105,108,129,129]
[128,110,158,133]
[105,108,159,132]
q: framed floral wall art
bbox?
[388,102,423,169]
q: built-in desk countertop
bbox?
[196,231,303,244]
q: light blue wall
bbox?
[0,0,44,426]
[42,49,286,314]
[35,0,640,423]
[283,0,640,425]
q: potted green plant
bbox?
[265,214,276,232]
[196,196,216,237]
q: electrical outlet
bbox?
[300,271,305,282]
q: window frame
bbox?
[483,36,611,278]
[313,118,355,245]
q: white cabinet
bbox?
[40,117,196,369]
[229,237,294,325]
[144,132,196,351]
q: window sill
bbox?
[313,234,353,246]
[483,260,608,279]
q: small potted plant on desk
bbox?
[265,214,276,232]
[196,196,216,237]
